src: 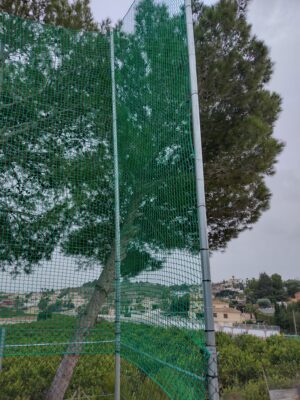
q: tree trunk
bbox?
[45,250,115,400]
[45,197,140,400]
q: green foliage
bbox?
[0,10,113,273]
[0,0,100,31]
[274,301,300,334]
[194,0,283,250]
[2,318,300,399]
[257,298,272,309]
[246,275,300,333]
[271,273,287,300]
[1,317,208,399]
[124,306,131,317]
[285,280,300,297]
[0,355,168,400]
[114,0,204,274]
[37,311,52,320]
[3,315,115,358]
[222,379,268,400]
[217,332,300,398]
[38,296,50,312]
[169,294,190,317]
[216,289,239,299]
[0,0,283,279]
[121,323,208,399]
[246,273,288,303]
[0,307,25,318]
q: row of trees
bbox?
[245,273,300,303]
[243,273,300,334]
[37,291,75,320]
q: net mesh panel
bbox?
[0,11,116,399]
[116,0,208,399]
[0,0,208,398]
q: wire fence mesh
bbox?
[0,0,210,398]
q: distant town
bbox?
[1,273,299,338]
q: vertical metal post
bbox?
[184,1,219,399]
[110,29,121,400]
[0,328,6,372]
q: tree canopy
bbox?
[194,0,283,250]
[0,0,99,31]
[245,272,296,304]
[0,9,113,273]
[0,0,283,276]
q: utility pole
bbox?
[292,309,298,336]
[184,1,219,399]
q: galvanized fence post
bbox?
[184,1,220,399]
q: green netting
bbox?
[0,0,209,399]
[115,1,208,398]
[0,10,115,362]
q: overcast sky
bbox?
[90,0,300,282]
[212,0,300,281]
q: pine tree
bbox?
[194,0,283,250]
[0,0,99,30]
